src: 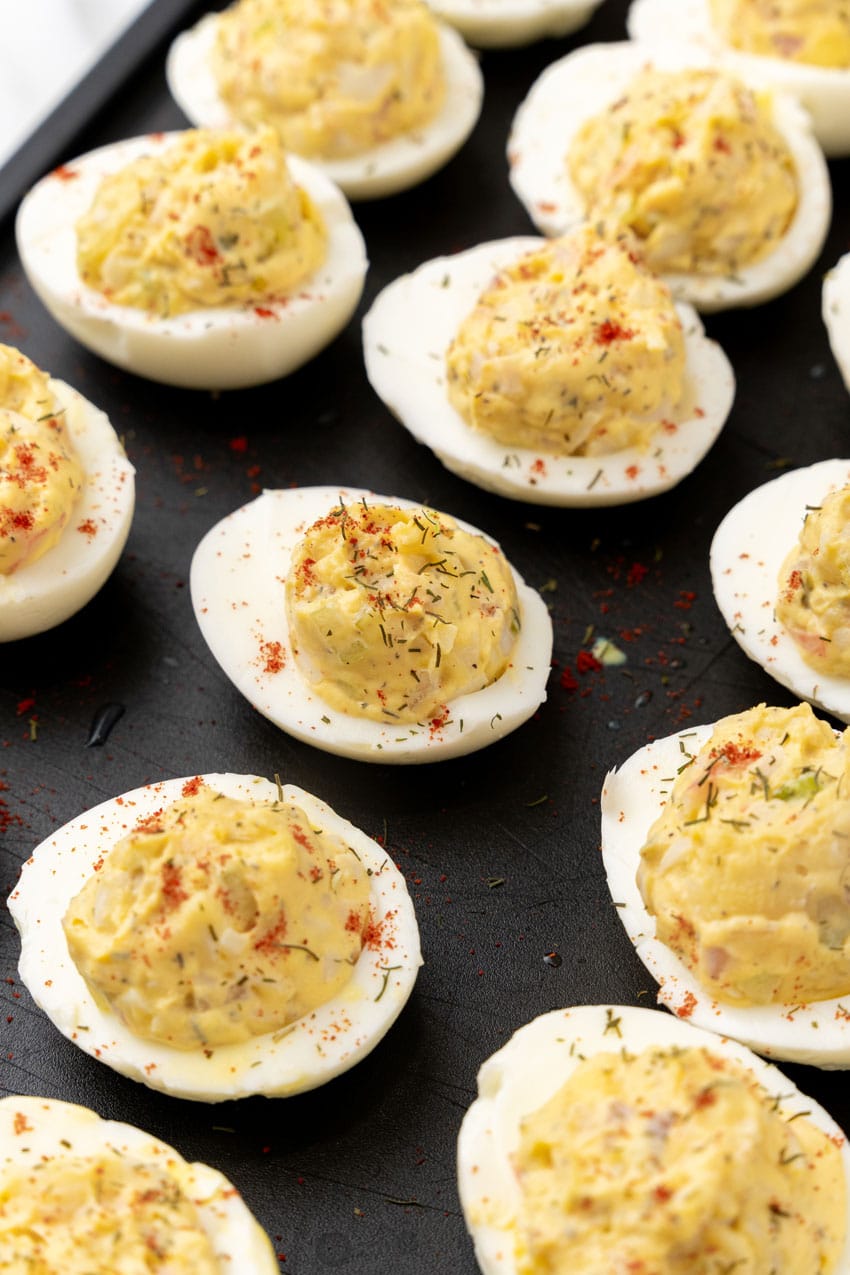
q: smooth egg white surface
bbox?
[507,41,832,311]
[424,0,603,49]
[166,13,483,200]
[362,236,735,506]
[0,1096,278,1270]
[15,133,368,390]
[601,723,850,1067]
[457,1003,850,1275]
[628,0,850,157]
[9,773,422,1101]
[711,459,850,722]
[824,254,850,394]
[190,486,553,763]
[1,379,135,643]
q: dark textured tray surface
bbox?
[2,1,850,1269]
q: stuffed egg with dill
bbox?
[190,486,553,761]
[458,1003,850,1275]
[602,699,850,1067]
[711,458,850,721]
[166,0,483,199]
[363,227,734,505]
[15,127,367,389]
[508,40,831,311]
[0,1095,278,1270]
[0,342,134,642]
[9,773,421,1100]
[628,0,850,157]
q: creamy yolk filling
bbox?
[76,127,326,317]
[63,787,370,1049]
[639,702,850,1004]
[211,0,445,159]
[445,228,687,455]
[0,1156,220,1273]
[709,0,850,66]
[285,500,520,723]
[513,1045,846,1274]
[776,484,850,676]
[567,68,799,276]
[0,344,82,576]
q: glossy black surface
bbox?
[2,0,850,1269]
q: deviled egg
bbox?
[166,0,483,200]
[602,702,850,1066]
[628,0,850,156]
[190,487,552,762]
[824,253,850,393]
[0,343,134,642]
[424,0,604,49]
[363,227,735,505]
[0,1095,277,1270]
[711,458,850,720]
[9,773,421,1100]
[15,128,368,389]
[458,1004,850,1275]
[508,41,831,310]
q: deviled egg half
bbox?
[9,773,421,1101]
[15,127,367,389]
[458,1004,850,1275]
[602,701,850,1067]
[166,0,483,199]
[508,41,831,310]
[628,0,850,157]
[0,1095,277,1270]
[0,343,134,642]
[424,0,604,50]
[190,486,552,762]
[363,227,735,505]
[824,253,850,394]
[711,458,850,721]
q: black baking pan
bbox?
[2,0,850,1269]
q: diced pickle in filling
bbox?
[285,500,521,723]
[638,702,850,1004]
[63,786,371,1048]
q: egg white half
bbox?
[1,379,135,643]
[166,13,483,200]
[15,133,368,390]
[711,459,850,722]
[190,487,552,762]
[628,0,850,157]
[362,236,735,506]
[601,723,850,1067]
[507,41,832,311]
[457,1003,850,1275]
[9,773,422,1101]
[824,254,850,394]
[0,1096,278,1270]
[424,0,603,49]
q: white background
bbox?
[0,0,155,168]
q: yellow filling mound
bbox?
[76,127,326,317]
[446,228,687,455]
[514,1045,845,1274]
[0,344,82,576]
[211,0,445,158]
[639,702,850,1004]
[709,0,850,66]
[286,500,520,723]
[0,1156,219,1273]
[63,786,370,1049]
[567,68,798,276]
[776,483,850,675]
